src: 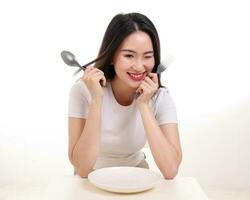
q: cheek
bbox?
[114,60,130,74]
[120,56,133,65]
[145,59,155,70]
[116,57,132,70]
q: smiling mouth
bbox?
[127,72,146,81]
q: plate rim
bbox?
[87,166,162,193]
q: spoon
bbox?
[61,50,105,84]
[61,50,173,75]
[61,51,84,70]
[61,50,174,97]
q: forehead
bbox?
[118,31,153,52]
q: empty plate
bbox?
[88,166,162,193]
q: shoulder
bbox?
[152,87,178,124]
[151,86,176,110]
[70,78,87,92]
[152,86,170,103]
[69,79,91,102]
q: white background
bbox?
[0,0,249,195]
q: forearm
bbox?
[138,103,180,179]
[72,99,102,177]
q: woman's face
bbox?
[112,31,155,90]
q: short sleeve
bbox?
[154,88,178,125]
[68,80,90,119]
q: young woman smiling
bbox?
[68,12,182,179]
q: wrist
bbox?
[91,97,103,105]
[137,102,149,110]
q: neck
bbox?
[110,78,136,106]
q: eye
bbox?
[124,54,134,58]
[145,56,153,59]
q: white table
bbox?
[44,175,208,200]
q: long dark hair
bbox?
[80,12,164,88]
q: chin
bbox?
[127,81,141,90]
[119,75,143,90]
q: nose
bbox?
[132,59,145,72]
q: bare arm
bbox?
[68,98,102,178]
[138,103,182,179]
[68,66,106,178]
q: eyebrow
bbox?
[120,49,154,54]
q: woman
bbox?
[68,12,182,179]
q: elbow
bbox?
[75,167,93,178]
[163,168,178,180]
[68,153,95,178]
[162,164,180,180]
[68,155,91,178]
[77,172,89,178]
[74,163,94,178]
[162,153,182,180]
[68,151,75,166]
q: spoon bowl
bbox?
[61,51,82,69]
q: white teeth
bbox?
[129,73,144,78]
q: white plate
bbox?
[88,166,162,193]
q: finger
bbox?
[141,81,152,92]
[93,68,104,73]
[101,75,106,86]
[87,68,104,77]
[142,81,158,95]
[135,82,148,94]
[136,84,142,94]
[82,66,91,78]
[147,73,158,85]
[84,65,94,73]
[88,67,103,74]
[144,76,155,86]
[144,76,158,90]
[139,84,148,94]
[85,66,103,74]
[83,68,102,81]
[93,74,106,86]
[141,80,151,88]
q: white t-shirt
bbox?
[68,79,178,169]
